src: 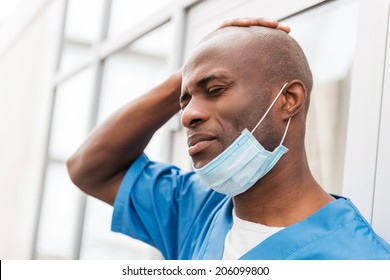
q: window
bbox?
[60,0,106,72]
[80,23,173,259]
[33,0,176,259]
[108,0,174,38]
[34,0,385,260]
[35,68,94,259]
[283,0,360,194]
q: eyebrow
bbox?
[197,74,233,86]
[179,73,234,103]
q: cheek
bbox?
[218,113,247,148]
[215,90,263,145]
[232,92,265,128]
[216,109,251,144]
[230,103,261,133]
[251,112,281,151]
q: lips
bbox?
[187,133,217,156]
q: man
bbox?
[67,18,390,259]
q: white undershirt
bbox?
[222,210,284,260]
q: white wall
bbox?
[0,0,62,259]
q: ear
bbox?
[281,80,307,120]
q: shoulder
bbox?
[342,199,390,258]
[306,198,390,259]
[279,197,390,259]
[116,153,217,203]
[123,153,202,186]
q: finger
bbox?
[247,18,279,28]
[218,18,278,29]
[276,24,291,33]
[218,17,279,29]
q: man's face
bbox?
[180,31,271,168]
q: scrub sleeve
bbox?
[111,153,227,259]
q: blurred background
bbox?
[0,0,389,259]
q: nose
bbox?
[181,98,210,129]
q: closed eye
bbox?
[207,87,226,96]
[179,92,191,110]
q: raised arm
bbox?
[67,70,182,205]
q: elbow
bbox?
[66,153,88,192]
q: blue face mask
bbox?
[193,83,291,197]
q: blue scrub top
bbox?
[111,154,390,260]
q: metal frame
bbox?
[52,0,202,86]
[73,0,113,260]
[372,3,390,242]
[31,0,69,260]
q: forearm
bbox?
[67,70,181,195]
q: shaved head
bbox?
[200,26,312,105]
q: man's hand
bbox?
[218,17,290,33]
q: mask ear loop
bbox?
[250,82,289,134]
[279,117,291,146]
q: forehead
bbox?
[182,29,254,84]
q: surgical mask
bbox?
[193,83,291,197]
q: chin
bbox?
[192,147,227,169]
[192,157,212,169]
[192,160,206,170]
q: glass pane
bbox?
[60,0,105,71]
[283,0,360,195]
[35,162,83,259]
[49,68,94,160]
[108,0,174,38]
[99,22,173,161]
[80,23,173,259]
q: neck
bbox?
[232,149,334,227]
